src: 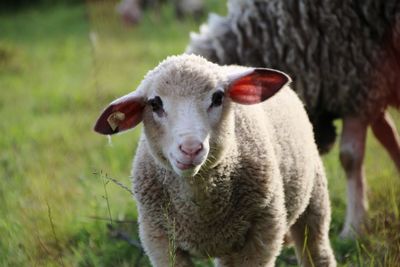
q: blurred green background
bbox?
[0,0,399,266]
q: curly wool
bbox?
[187,0,400,152]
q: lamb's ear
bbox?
[226,68,291,105]
[94,92,146,135]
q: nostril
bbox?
[179,145,189,155]
[179,142,203,156]
[194,143,203,155]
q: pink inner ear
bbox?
[94,97,145,135]
[228,69,289,105]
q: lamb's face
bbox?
[142,66,229,177]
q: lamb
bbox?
[186,0,400,238]
[94,54,336,266]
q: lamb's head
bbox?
[94,55,290,177]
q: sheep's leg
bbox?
[290,170,336,267]
[371,111,400,171]
[339,117,368,238]
[138,215,194,267]
[215,194,286,267]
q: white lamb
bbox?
[94,55,336,267]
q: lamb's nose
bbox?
[179,140,203,157]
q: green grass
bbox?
[0,1,399,266]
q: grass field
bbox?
[0,1,399,266]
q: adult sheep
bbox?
[187,0,400,238]
[94,55,336,267]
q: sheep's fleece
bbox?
[94,55,336,266]
[187,0,400,153]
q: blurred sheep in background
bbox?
[116,0,204,25]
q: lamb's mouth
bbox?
[175,159,195,170]
[169,154,204,173]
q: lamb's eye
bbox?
[211,91,224,108]
[148,96,164,114]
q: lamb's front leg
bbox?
[138,213,194,267]
[215,194,286,267]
